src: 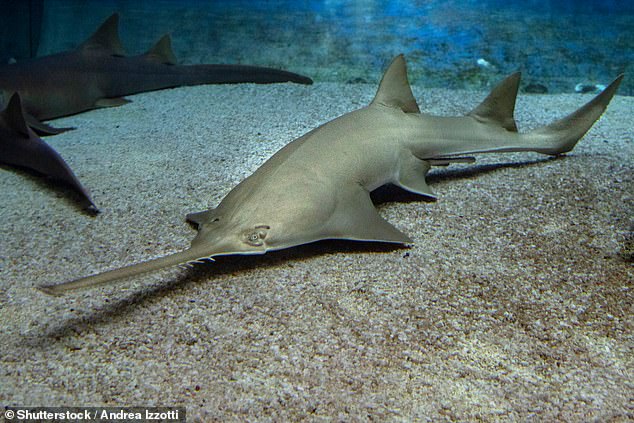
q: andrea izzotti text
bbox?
[4,407,185,422]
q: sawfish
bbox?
[38,55,622,295]
[0,13,312,128]
[0,13,312,210]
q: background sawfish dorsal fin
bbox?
[468,72,520,132]
[370,54,420,113]
[143,34,178,65]
[79,13,126,56]
[2,93,30,136]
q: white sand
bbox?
[1,82,632,420]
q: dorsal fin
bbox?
[143,34,177,65]
[78,13,126,56]
[2,93,30,136]
[468,72,520,132]
[370,54,420,113]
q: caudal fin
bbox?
[181,63,313,85]
[528,74,623,155]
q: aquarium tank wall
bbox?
[0,0,631,94]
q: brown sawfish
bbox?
[38,55,622,295]
[0,13,312,211]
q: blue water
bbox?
[2,0,632,94]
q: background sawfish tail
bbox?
[527,74,623,155]
[38,247,213,296]
[180,64,314,85]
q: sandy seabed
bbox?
[1,81,632,421]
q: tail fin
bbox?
[178,63,314,85]
[528,74,623,155]
[37,246,213,296]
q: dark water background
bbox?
[1,0,632,94]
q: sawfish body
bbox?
[39,55,622,295]
[0,13,312,123]
[0,51,313,121]
[0,13,312,211]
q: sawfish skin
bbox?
[0,13,312,211]
[0,93,96,210]
[38,55,623,295]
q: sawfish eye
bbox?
[244,225,270,246]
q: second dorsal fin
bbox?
[468,72,520,132]
[143,34,177,65]
[79,13,126,56]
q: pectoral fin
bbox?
[328,186,413,244]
